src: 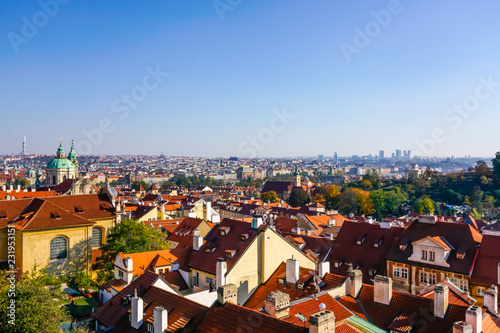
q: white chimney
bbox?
[216,258,227,288]
[305,230,312,236]
[286,258,299,284]
[193,229,203,251]
[16,184,20,192]
[308,310,335,333]
[206,201,212,222]
[318,261,330,278]
[171,261,179,272]
[2,185,6,191]
[324,233,334,240]
[434,284,449,319]
[131,290,143,330]
[123,257,133,283]
[465,306,482,333]
[9,185,13,192]
[374,275,392,305]
[453,321,473,333]
[251,217,263,229]
[484,285,498,316]
[161,205,165,213]
[212,214,220,223]
[347,268,363,298]
[154,306,168,333]
[188,211,196,218]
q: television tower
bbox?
[20,135,27,155]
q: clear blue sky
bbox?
[1,0,500,157]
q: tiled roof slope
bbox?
[386,220,481,275]
[188,218,265,275]
[197,302,307,333]
[44,193,115,220]
[470,234,500,287]
[262,181,294,194]
[108,286,208,333]
[325,221,405,284]
[244,262,345,310]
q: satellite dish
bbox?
[319,303,326,311]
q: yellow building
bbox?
[0,194,116,276]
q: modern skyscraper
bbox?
[20,135,27,155]
[333,152,338,163]
[379,150,384,159]
[396,149,402,159]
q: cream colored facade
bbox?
[188,227,316,305]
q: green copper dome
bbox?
[46,158,75,169]
[68,140,77,160]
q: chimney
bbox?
[193,229,203,251]
[2,185,5,191]
[264,291,290,318]
[347,268,363,298]
[318,261,330,278]
[216,258,227,288]
[286,258,299,284]
[453,321,473,333]
[206,201,212,222]
[131,290,143,329]
[308,310,335,333]
[217,283,237,305]
[434,284,449,319]
[374,275,392,305]
[188,211,196,218]
[123,257,133,283]
[324,233,334,240]
[154,306,168,333]
[305,230,312,236]
[9,185,13,192]
[380,221,391,229]
[16,184,20,192]
[212,214,220,223]
[484,285,498,315]
[171,261,179,272]
[465,306,482,333]
[251,217,263,229]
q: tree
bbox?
[288,188,310,207]
[369,190,386,221]
[261,191,278,203]
[325,185,341,209]
[385,187,408,215]
[12,178,30,187]
[132,181,149,191]
[475,160,491,179]
[96,219,170,273]
[360,180,373,191]
[337,188,374,215]
[469,186,484,214]
[312,193,326,205]
[414,195,435,214]
[492,152,500,177]
[0,267,70,332]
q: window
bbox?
[393,267,400,278]
[147,323,153,332]
[401,268,408,280]
[196,272,199,286]
[50,237,67,260]
[429,251,435,261]
[159,269,163,274]
[458,279,467,291]
[422,250,428,260]
[92,227,103,248]
[420,272,427,283]
[119,270,124,279]
[429,273,436,285]
[52,175,56,184]
[477,287,485,297]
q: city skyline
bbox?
[1,1,500,157]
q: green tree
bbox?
[385,187,408,215]
[12,178,30,187]
[492,152,500,178]
[360,180,373,191]
[475,160,491,179]
[132,181,149,191]
[96,219,170,273]
[0,267,70,332]
[469,186,484,214]
[414,195,435,214]
[261,191,278,203]
[288,188,310,207]
[69,271,96,295]
[369,190,386,221]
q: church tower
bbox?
[68,140,78,174]
[293,166,301,187]
[45,140,77,187]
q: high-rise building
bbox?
[20,135,27,155]
[333,152,338,163]
[396,149,402,158]
[379,150,384,159]
[318,154,324,161]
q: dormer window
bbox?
[219,227,231,236]
[334,260,343,268]
[429,251,435,261]
[51,212,61,219]
[373,235,384,248]
[356,233,366,245]
[457,245,467,260]
[0,210,7,219]
[225,250,236,258]
[74,205,84,213]
[205,246,216,253]
[422,250,428,260]
[239,233,249,241]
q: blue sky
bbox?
[1,0,500,157]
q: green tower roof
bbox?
[68,140,77,160]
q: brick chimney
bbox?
[374,275,392,305]
[193,229,203,251]
[131,289,143,329]
[264,291,290,319]
[154,306,168,333]
[318,261,330,278]
[465,306,482,333]
[286,258,299,284]
[217,283,237,305]
[453,321,473,333]
[308,310,335,333]
[216,258,227,288]
[434,284,449,319]
[347,267,362,298]
[484,285,498,315]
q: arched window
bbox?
[92,227,103,248]
[50,237,67,260]
[63,175,67,181]
[52,175,56,185]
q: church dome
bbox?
[46,141,76,169]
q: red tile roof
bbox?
[285,294,353,327]
[197,302,307,333]
[188,218,265,275]
[471,234,500,287]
